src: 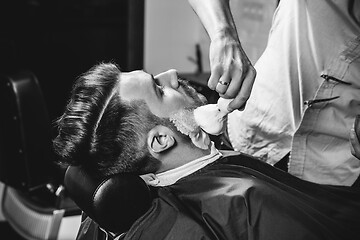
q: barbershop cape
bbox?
[79,154,360,240]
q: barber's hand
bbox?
[350,115,360,160]
[207,33,256,111]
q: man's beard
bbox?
[168,78,208,138]
[177,78,208,108]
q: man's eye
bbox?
[156,84,165,96]
[158,85,165,93]
[152,75,165,95]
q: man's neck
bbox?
[149,142,222,186]
[156,143,211,173]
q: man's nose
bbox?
[155,69,179,89]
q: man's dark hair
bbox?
[53,63,169,178]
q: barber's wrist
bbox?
[210,27,239,43]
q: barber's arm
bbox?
[187,0,256,111]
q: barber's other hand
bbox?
[350,115,360,160]
[208,32,256,111]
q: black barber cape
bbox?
[78,154,360,240]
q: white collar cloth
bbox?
[152,143,222,187]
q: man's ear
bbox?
[147,126,176,154]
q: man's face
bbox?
[119,69,206,118]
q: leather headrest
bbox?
[64,166,152,234]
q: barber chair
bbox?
[64,166,153,239]
[0,71,81,240]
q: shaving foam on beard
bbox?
[169,108,211,150]
[169,108,198,136]
[193,98,233,135]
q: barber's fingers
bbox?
[223,66,256,111]
[208,65,222,90]
[220,65,243,98]
[212,61,247,97]
[215,73,231,94]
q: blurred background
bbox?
[0,0,144,130]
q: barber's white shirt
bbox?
[228,0,360,186]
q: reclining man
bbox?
[54,62,360,240]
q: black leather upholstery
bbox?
[0,71,62,193]
[64,166,153,235]
[0,71,81,240]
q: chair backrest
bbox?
[64,166,153,235]
[0,71,58,192]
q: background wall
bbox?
[144,0,206,75]
[144,0,278,75]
